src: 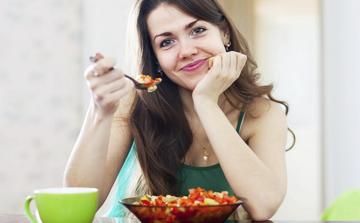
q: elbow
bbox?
[245,190,286,221]
[249,207,277,221]
[247,201,280,221]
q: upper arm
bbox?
[247,99,288,187]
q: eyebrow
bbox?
[153,19,200,41]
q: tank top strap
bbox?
[236,111,245,133]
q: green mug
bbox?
[24,187,98,223]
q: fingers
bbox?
[84,54,136,115]
[212,52,233,78]
[208,51,247,78]
[94,76,128,97]
[84,57,116,79]
[93,57,116,76]
[222,51,247,77]
[194,51,248,98]
[110,81,134,99]
[87,68,124,90]
[230,52,237,74]
[220,52,234,77]
[209,55,222,77]
[97,81,134,106]
[85,62,130,103]
[237,53,247,73]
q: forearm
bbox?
[63,103,113,196]
[193,97,285,219]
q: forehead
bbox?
[147,3,198,38]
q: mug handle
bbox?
[24,195,38,223]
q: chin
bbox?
[182,80,200,91]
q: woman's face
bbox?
[147,3,229,90]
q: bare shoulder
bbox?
[244,97,287,138]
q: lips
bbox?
[181,59,207,72]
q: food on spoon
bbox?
[135,74,162,92]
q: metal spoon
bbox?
[89,53,160,91]
[123,74,148,90]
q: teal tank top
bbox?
[107,112,245,217]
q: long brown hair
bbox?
[129,0,295,195]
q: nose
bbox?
[178,39,198,60]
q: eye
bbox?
[191,26,207,37]
[160,39,175,48]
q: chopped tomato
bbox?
[134,187,239,206]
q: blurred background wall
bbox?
[1,0,360,220]
[322,0,360,206]
[0,0,83,213]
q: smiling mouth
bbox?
[181,59,207,72]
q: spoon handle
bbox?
[124,74,148,90]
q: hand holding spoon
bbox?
[89,53,162,92]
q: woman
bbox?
[64,0,294,220]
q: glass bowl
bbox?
[119,196,242,223]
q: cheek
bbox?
[208,40,227,54]
[195,38,226,56]
[157,53,177,73]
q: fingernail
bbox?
[89,53,104,63]
[208,58,214,67]
[89,56,96,63]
